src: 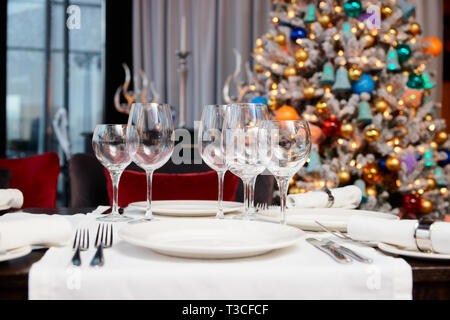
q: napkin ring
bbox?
[414,220,434,253]
[323,187,334,208]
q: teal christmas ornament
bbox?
[397,0,416,19]
[342,22,355,40]
[422,71,436,89]
[396,44,412,63]
[306,149,322,173]
[434,167,448,188]
[290,27,307,42]
[407,73,425,89]
[320,62,335,85]
[344,0,363,18]
[424,147,436,167]
[357,101,373,125]
[354,179,367,204]
[332,66,352,91]
[304,4,317,22]
[387,47,401,71]
[352,74,375,94]
[250,96,268,105]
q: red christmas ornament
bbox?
[402,194,421,217]
[321,116,341,138]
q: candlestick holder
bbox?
[176,50,190,128]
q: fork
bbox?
[90,224,113,267]
[71,228,89,266]
[314,220,374,247]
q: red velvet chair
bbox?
[104,169,240,207]
[0,153,60,208]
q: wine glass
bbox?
[198,105,228,219]
[222,103,269,220]
[127,103,175,222]
[92,124,133,222]
[261,120,311,225]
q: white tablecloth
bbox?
[28,207,412,300]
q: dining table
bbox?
[0,207,450,300]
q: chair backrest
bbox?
[0,168,11,189]
[0,153,60,208]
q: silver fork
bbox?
[90,224,113,267]
[71,228,89,266]
[315,221,374,247]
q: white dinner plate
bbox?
[0,246,32,262]
[119,219,305,259]
[257,207,399,232]
[128,200,242,217]
[378,243,450,261]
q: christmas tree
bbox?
[245,0,448,218]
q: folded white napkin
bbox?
[287,186,362,209]
[348,216,450,254]
[0,213,73,251]
[0,189,24,209]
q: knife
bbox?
[323,239,373,264]
[306,238,352,264]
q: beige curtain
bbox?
[133,0,271,128]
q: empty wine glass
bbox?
[92,124,133,222]
[127,103,175,222]
[198,105,228,219]
[261,120,312,225]
[222,103,269,220]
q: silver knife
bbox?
[323,240,373,264]
[306,238,352,264]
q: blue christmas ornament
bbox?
[307,149,322,173]
[354,179,367,204]
[344,0,363,18]
[352,74,375,94]
[320,62,335,85]
[290,27,307,42]
[379,156,389,173]
[250,96,268,105]
[438,150,450,167]
[333,66,352,91]
[397,0,416,19]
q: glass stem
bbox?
[277,177,289,225]
[243,179,251,220]
[110,171,122,217]
[145,170,154,220]
[217,171,226,219]
[249,176,256,214]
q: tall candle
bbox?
[181,16,187,53]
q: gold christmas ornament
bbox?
[381,5,393,18]
[388,28,398,36]
[435,130,448,144]
[254,63,264,73]
[253,46,264,54]
[265,32,273,40]
[420,198,433,214]
[316,100,328,114]
[289,177,296,186]
[295,48,308,62]
[361,33,375,48]
[283,66,298,78]
[318,14,331,28]
[425,114,433,122]
[410,22,421,36]
[340,122,355,137]
[348,66,363,81]
[268,97,278,110]
[337,169,351,185]
[430,141,439,151]
[274,33,287,46]
[303,86,316,99]
[426,178,437,190]
[289,186,300,194]
[386,155,401,171]
[395,125,409,138]
[362,163,381,184]
[365,126,380,142]
[375,99,389,113]
[366,185,378,197]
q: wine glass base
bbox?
[96,214,133,222]
[231,213,255,221]
[127,216,157,224]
